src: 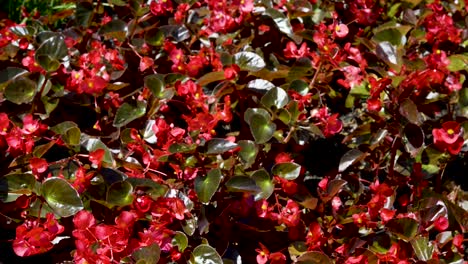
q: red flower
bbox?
[283,41,309,59]
[433,216,449,231]
[139,56,154,72]
[224,64,240,80]
[432,121,464,155]
[89,148,105,167]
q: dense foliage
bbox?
[0,0,467,263]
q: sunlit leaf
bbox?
[190,244,222,264]
[339,149,365,172]
[225,176,260,193]
[261,87,289,109]
[206,138,238,154]
[238,140,258,167]
[234,52,266,72]
[249,113,276,144]
[252,169,274,200]
[107,181,134,206]
[194,168,222,204]
[172,231,188,252]
[42,177,84,217]
[387,217,418,242]
[113,101,147,127]
[411,236,434,261]
[98,19,128,41]
[4,77,36,104]
[296,251,332,264]
[272,162,301,180]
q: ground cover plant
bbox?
[0,0,467,263]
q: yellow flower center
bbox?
[447,129,454,135]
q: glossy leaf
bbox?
[0,67,28,83]
[172,231,188,252]
[206,138,238,154]
[244,108,271,125]
[261,87,289,109]
[42,177,84,217]
[252,169,274,200]
[4,77,36,104]
[234,52,266,72]
[225,176,261,193]
[447,54,468,72]
[272,162,301,180]
[194,168,222,204]
[144,74,165,98]
[113,101,147,127]
[0,173,36,202]
[190,244,222,264]
[238,140,258,167]
[376,41,402,71]
[249,113,276,144]
[76,1,93,27]
[145,28,165,46]
[411,236,434,261]
[107,181,134,206]
[265,8,302,43]
[247,79,275,92]
[339,149,365,172]
[98,20,128,41]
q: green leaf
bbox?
[249,113,276,144]
[447,54,468,72]
[0,173,36,202]
[387,217,418,242]
[144,74,165,98]
[42,177,84,217]
[113,101,147,127]
[0,67,28,84]
[238,140,258,167]
[126,178,168,198]
[107,181,134,206]
[234,52,266,72]
[4,77,36,104]
[98,20,128,41]
[169,143,196,153]
[145,28,165,46]
[206,138,238,154]
[287,58,313,81]
[35,34,68,60]
[289,79,309,96]
[339,149,365,172]
[81,136,115,165]
[411,236,434,261]
[172,231,188,252]
[50,121,81,145]
[296,251,332,264]
[272,162,301,180]
[41,96,59,116]
[35,35,67,71]
[76,1,94,27]
[261,87,289,109]
[194,168,222,204]
[132,243,161,264]
[190,244,223,264]
[373,28,405,46]
[244,108,271,125]
[252,169,274,200]
[225,176,261,193]
[265,8,302,43]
